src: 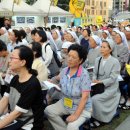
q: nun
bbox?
[66,30,80,44]
[60,41,72,69]
[91,39,121,127]
[124,27,130,50]
[114,30,129,48]
[87,35,101,67]
[86,35,101,80]
[52,29,62,51]
[46,31,58,52]
[114,32,129,74]
[101,30,111,40]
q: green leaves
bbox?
[57,0,69,11]
[25,0,70,11]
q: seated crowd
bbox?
[0,20,130,130]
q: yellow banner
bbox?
[69,0,85,18]
[96,16,103,25]
[76,0,85,10]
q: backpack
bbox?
[45,43,62,68]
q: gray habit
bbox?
[92,56,121,122]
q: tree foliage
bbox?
[26,0,30,4]
[25,0,70,11]
[57,0,69,11]
[25,0,36,5]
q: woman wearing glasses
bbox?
[0,45,45,130]
[45,44,92,130]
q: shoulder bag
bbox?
[91,57,105,97]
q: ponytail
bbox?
[28,68,38,77]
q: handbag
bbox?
[91,57,105,97]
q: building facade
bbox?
[84,0,109,24]
[113,0,129,12]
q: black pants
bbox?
[119,76,130,98]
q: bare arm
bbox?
[0,96,9,115]
[66,92,89,122]
[49,74,60,84]
[0,110,22,128]
[75,92,89,116]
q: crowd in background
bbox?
[0,18,130,129]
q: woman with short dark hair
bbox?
[30,42,48,82]
[31,29,37,41]
[7,29,24,52]
[35,30,59,77]
[34,30,52,67]
[19,29,28,45]
[80,29,91,53]
[45,44,92,130]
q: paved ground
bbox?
[115,115,130,130]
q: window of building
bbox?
[87,9,90,15]
[96,10,98,15]
[85,0,90,6]
[104,2,106,7]
[85,8,87,13]
[91,10,95,15]
[96,1,98,7]
[104,10,106,15]
[60,17,66,23]
[52,17,59,23]
[100,10,102,15]
[92,0,94,6]
[100,1,103,8]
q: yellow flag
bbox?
[69,0,76,14]
[69,0,85,18]
[75,0,85,10]
[14,0,21,5]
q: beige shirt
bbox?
[32,57,48,82]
